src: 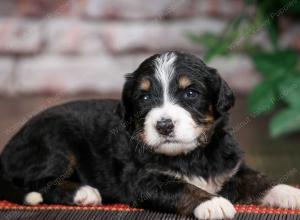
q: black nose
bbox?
[156,118,174,136]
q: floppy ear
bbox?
[217,79,235,113]
[209,67,235,114]
[117,74,135,121]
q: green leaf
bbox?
[187,33,219,47]
[188,33,228,62]
[248,80,278,115]
[186,33,228,62]
[279,74,300,107]
[204,42,229,62]
[187,14,245,62]
[270,107,300,137]
[251,50,298,79]
[265,14,279,49]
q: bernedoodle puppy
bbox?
[1,51,300,219]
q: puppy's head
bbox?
[121,51,234,156]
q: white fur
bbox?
[25,192,43,205]
[144,52,201,156]
[159,162,241,194]
[261,184,300,209]
[184,163,240,194]
[194,197,236,220]
[74,185,102,206]
[144,102,201,156]
[154,52,177,103]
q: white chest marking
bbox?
[160,162,241,194]
[183,176,220,194]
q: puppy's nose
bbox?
[156,118,174,136]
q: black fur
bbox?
[0,51,273,217]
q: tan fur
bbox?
[179,75,191,89]
[140,79,151,91]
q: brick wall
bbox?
[0,0,299,95]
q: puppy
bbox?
[1,51,300,219]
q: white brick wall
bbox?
[45,19,106,54]
[10,54,260,95]
[0,19,42,55]
[0,58,14,94]
[102,18,225,53]
[13,54,150,94]
[0,0,298,95]
[81,0,197,19]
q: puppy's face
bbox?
[122,52,234,156]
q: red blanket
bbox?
[1,201,300,214]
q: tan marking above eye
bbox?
[140,79,151,91]
[179,75,192,89]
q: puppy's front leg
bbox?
[131,172,236,219]
[220,164,300,209]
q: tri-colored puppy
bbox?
[1,51,300,219]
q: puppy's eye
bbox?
[184,89,199,99]
[140,94,151,101]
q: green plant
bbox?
[189,0,300,137]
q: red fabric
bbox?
[0,201,139,211]
[235,204,300,214]
[1,201,300,214]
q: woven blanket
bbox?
[1,201,300,220]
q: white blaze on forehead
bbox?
[154,52,177,103]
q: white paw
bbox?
[262,184,300,209]
[24,192,43,205]
[194,197,236,220]
[74,185,102,206]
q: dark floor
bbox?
[0,93,299,184]
[1,209,298,220]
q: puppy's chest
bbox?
[160,163,240,194]
[162,172,228,194]
[182,175,225,194]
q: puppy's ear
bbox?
[209,67,235,114]
[117,74,135,121]
[217,78,235,113]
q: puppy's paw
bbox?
[74,185,102,206]
[24,192,43,205]
[262,184,300,209]
[193,197,236,220]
